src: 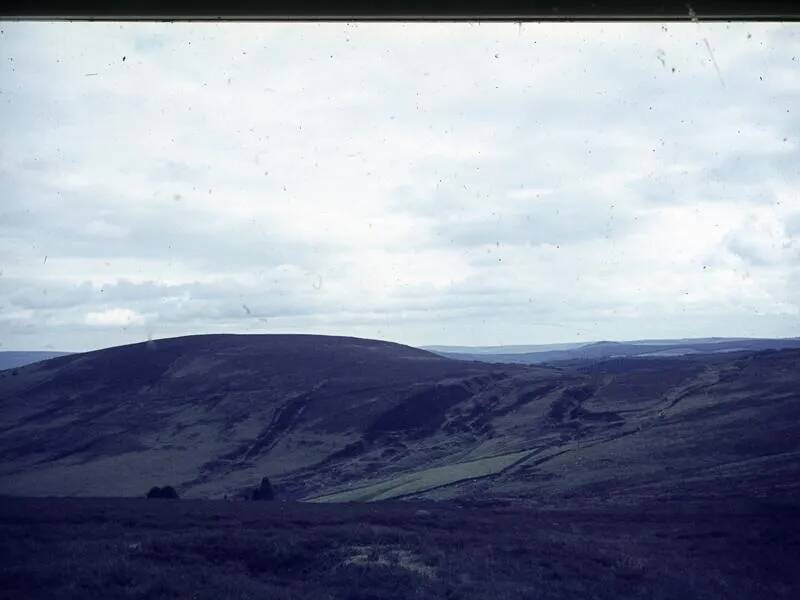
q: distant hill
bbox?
[423,342,585,355]
[0,351,72,371]
[428,337,800,364]
[1,334,798,507]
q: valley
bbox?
[1,334,798,508]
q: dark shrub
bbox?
[146,485,180,499]
[160,486,179,499]
[251,477,274,501]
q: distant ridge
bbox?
[423,342,585,355]
[0,351,72,371]
[426,337,800,364]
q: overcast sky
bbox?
[1,22,798,351]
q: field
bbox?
[308,449,533,502]
[2,495,799,600]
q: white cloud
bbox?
[507,188,554,201]
[85,308,146,327]
[84,219,129,239]
[1,22,799,350]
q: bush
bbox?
[146,485,180,499]
[250,477,274,501]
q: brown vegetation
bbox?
[1,495,798,600]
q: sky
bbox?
[1,21,799,352]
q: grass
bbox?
[308,449,532,502]
[0,496,798,599]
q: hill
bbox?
[422,342,585,355]
[0,351,72,371]
[0,334,551,499]
[430,337,800,364]
[0,334,798,507]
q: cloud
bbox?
[85,308,146,327]
[0,22,799,350]
[508,188,553,201]
[723,213,798,267]
[84,219,130,239]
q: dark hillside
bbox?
[0,334,553,499]
[1,335,798,510]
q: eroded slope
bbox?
[1,335,797,505]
